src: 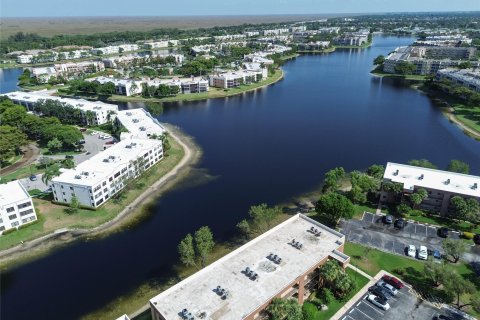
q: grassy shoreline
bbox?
[0,127,198,269]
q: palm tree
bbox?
[42,164,61,186]
[85,110,96,126]
[318,260,341,288]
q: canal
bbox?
[1,35,480,320]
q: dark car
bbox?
[438,227,449,238]
[29,174,37,181]
[368,285,391,300]
[384,215,393,224]
[394,218,405,229]
[382,275,404,289]
[433,315,454,320]
[474,234,480,245]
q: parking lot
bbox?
[340,284,457,320]
[340,212,480,263]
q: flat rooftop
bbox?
[0,180,31,206]
[384,162,480,197]
[2,91,118,113]
[51,138,162,187]
[116,109,165,140]
[150,214,346,320]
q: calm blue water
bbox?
[0,68,22,93]
[1,36,480,320]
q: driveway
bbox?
[340,212,480,263]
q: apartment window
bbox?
[18,201,32,209]
[0,226,5,231]
[95,198,104,206]
[0,218,3,223]
[6,207,14,213]
[8,214,17,220]
[70,186,74,191]
[114,172,121,178]
[102,181,107,186]
[94,185,101,192]
[121,167,127,173]
[12,221,19,227]
[109,177,113,182]
[20,209,34,217]
[103,188,108,193]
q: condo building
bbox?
[436,68,480,92]
[209,70,265,89]
[115,108,166,140]
[2,91,118,125]
[149,214,349,320]
[381,162,480,216]
[0,181,38,234]
[51,139,163,208]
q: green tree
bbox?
[66,195,80,214]
[366,164,385,180]
[424,259,454,287]
[394,61,416,75]
[442,238,468,263]
[446,160,469,174]
[248,203,281,232]
[316,192,354,226]
[443,272,476,309]
[47,138,63,154]
[333,271,355,298]
[410,188,427,209]
[42,163,61,185]
[178,233,198,269]
[450,196,480,224]
[457,61,472,69]
[0,125,28,166]
[408,159,437,169]
[319,260,342,287]
[373,55,385,65]
[62,157,75,169]
[236,219,251,240]
[194,226,215,268]
[267,298,303,320]
[322,167,345,192]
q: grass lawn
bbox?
[344,242,480,317]
[404,214,480,234]
[39,146,83,156]
[0,164,44,182]
[305,268,370,320]
[452,105,480,135]
[0,137,184,252]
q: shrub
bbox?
[462,232,474,240]
[302,302,318,320]
[396,203,410,216]
[18,220,39,230]
[392,268,406,277]
[408,209,424,217]
[1,227,17,235]
[319,287,335,305]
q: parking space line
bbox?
[357,301,362,307]
[361,300,385,316]
[371,213,375,223]
[354,307,375,320]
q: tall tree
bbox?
[410,188,428,209]
[236,219,251,240]
[316,192,354,226]
[322,167,345,192]
[443,272,476,309]
[446,160,469,174]
[267,298,303,320]
[178,233,198,269]
[194,226,215,268]
[42,163,61,185]
[366,164,385,180]
[408,159,437,169]
[442,238,468,263]
[248,203,281,232]
[0,125,28,166]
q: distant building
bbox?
[149,213,349,320]
[381,162,480,216]
[87,77,143,96]
[262,28,290,36]
[436,68,480,92]
[2,91,118,125]
[143,40,179,49]
[333,33,369,46]
[54,61,105,76]
[209,70,265,89]
[0,181,38,234]
[243,31,260,37]
[384,46,479,75]
[51,139,163,208]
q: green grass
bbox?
[0,164,44,182]
[305,268,370,320]
[404,214,480,234]
[452,105,480,135]
[0,213,47,251]
[39,147,83,156]
[344,242,480,317]
[334,41,372,49]
[371,68,428,81]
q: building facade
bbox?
[437,68,480,92]
[380,162,480,216]
[51,139,163,208]
[0,181,38,234]
[149,214,349,320]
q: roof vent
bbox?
[74,175,82,179]
[419,174,424,180]
[243,267,258,281]
[267,253,282,264]
[291,239,303,249]
[393,170,399,176]
[445,179,450,185]
[473,183,478,190]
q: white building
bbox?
[381,162,480,216]
[51,139,163,208]
[54,61,105,76]
[209,70,265,89]
[262,28,289,36]
[87,77,143,96]
[30,66,57,83]
[0,181,38,234]
[2,91,118,125]
[436,68,480,92]
[244,31,260,37]
[91,44,139,55]
[115,108,166,140]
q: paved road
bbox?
[1,144,39,176]
[340,212,480,263]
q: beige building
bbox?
[149,214,349,320]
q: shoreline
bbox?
[0,125,201,269]
[52,69,285,104]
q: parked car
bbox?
[377,280,398,296]
[78,139,86,144]
[418,246,428,260]
[65,155,74,159]
[384,215,393,224]
[29,174,37,181]
[438,227,449,238]
[474,234,480,245]
[79,128,87,132]
[367,294,390,311]
[394,218,405,229]
[382,275,404,289]
[368,285,391,300]
[407,245,416,258]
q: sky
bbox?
[1,0,479,17]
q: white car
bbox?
[377,280,398,296]
[407,245,416,258]
[367,294,390,311]
[418,246,428,260]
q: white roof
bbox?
[0,181,31,207]
[384,162,480,197]
[2,91,118,114]
[150,214,346,320]
[51,139,162,187]
[116,109,165,140]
